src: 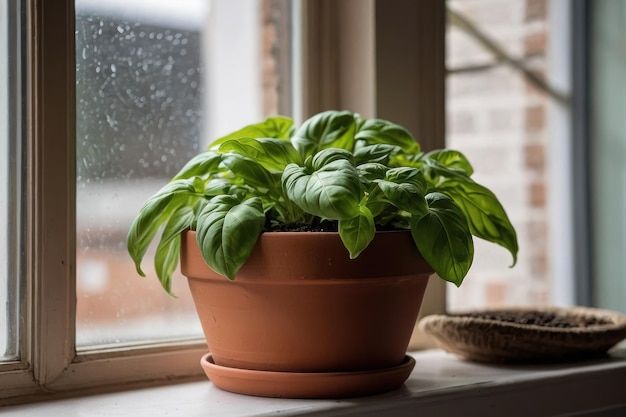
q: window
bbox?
[444,0,626,315]
[591,0,626,314]
[2,0,446,403]
[0,0,9,361]
[1,0,297,400]
[445,0,575,311]
[4,0,622,407]
[1,0,21,363]
[74,0,297,349]
[74,0,298,349]
[75,0,208,348]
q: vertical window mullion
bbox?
[28,0,77,384]
[571,0,593,307]
[375,0,446,349]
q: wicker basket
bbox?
[419,306,626,364]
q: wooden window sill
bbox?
[4,348,626,416]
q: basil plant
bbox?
[128,110,518,295]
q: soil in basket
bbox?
[457,311,612,329]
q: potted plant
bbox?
[127,110,518,398]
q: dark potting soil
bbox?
[264,221,339,233]
[456,310,612,329]
[263,220,402,233]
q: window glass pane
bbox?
[591,1,626,314]
[0,0,8,359]
[75,0,292,348]
[1,0,21,361]
[445,0,570,310]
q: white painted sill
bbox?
[4,348,626,417]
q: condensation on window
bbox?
[75,0,291,348]
[75,0,208,347]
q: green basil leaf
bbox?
[172,151,222,181]
[357,163,389,182]
[210,116,295,148]
[378,181,428,216]
[389,152,424,170]
[424,149,474,176]
[353,143,400,165]
[355,118,419,154]
[195,195,266,279]
[218,137,302,171]
[204,178,233,197]
[411,192,474,286]
[376,167,428,216]
[221,154,279,192]
[154,206,195,296]
[127,178,203,277]
[339,205,376,259]
[310,148,355,168]
[354,113,366,131]
[291,110,356,158]
[369,203,393,220]
[420,155,473,187]
[355,163,392,217]
[190,198,209,230]
[283,158,361,220]
[385,167,428,189]
[439,179,518,266]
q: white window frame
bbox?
[0,0,445,404]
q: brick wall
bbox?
[446,0,551,311]
[261,0,290,116]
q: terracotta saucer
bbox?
[200,353,415,398]
[419,306,626,364]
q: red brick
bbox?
[524,31,547,56]
[525,105,545,131]
[529,181,546,207]
[530,251,548,277]
[524,143,545,171]
[523,69,548,98]
[525,0,547,22]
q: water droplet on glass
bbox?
[75,8,209,346]
[106,113,118,129]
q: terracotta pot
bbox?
[181,229,433,374]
